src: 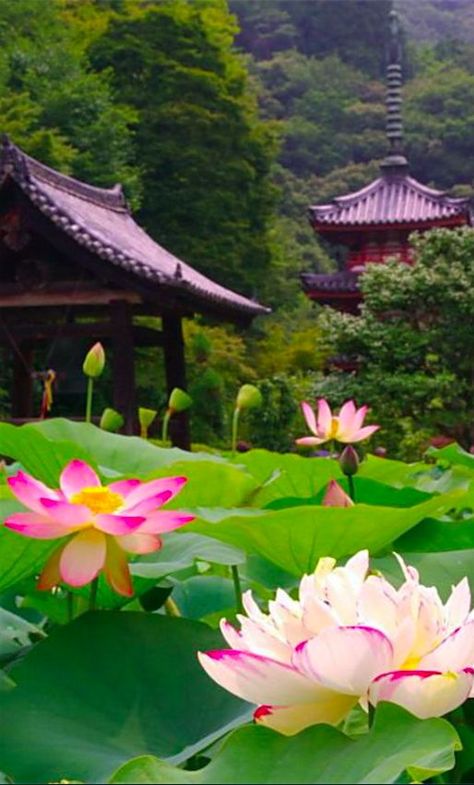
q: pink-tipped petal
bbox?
[349,425,380,443]
[104,536,133,597]
[37,544,65,590]
[294,625,394,695]
[322,480,354,507]
[301,402,317,435]
[198,650,330,706]
[60,459,101,498]
[338,400,357,435]
[107,478,141,497]
[120,477,188,513]
[59,528,106,587]
[317,399,333,436]
[295,436,326,447]
[419,622,474,672]
[5,512,76,539]
[254,695,358,735]
[7,471,60,514]
[116,532,162,554]
[94,514,146,535]
[369,669,474,719]
[38,498,90,526]
[137,511,195,535]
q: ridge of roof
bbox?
[1,136,127,212]
[0,137,269,318]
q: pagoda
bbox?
[301,11,471,313]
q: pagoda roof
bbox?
[0,138,269,321]
[309,170,471,229]
[301,270,359,294]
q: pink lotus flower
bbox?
[5,459,194,597]
[199,550,474,734]
[296,399,379,447]
[321,479,354,507]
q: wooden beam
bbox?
[0,288,141,308]
[0,321,162,346]
[162,313,190,450]
[110,300,137,435]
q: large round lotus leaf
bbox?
[109,703,460,784]
[0,612,250,784]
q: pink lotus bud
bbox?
[82,342,105,378]
[339,445,359,476]
[322,480,354,507]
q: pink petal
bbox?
[317,399,332,435]
[352,405,368,432]
[7,471,60,514]
[116,532,162,554]
[369,668,474,719]
[59,529,106,587]
[254,695,358,735]
[38,498,90,526]
[137,510,195,534]
[37,544,65,590]
[295,436,326,447]
[198,650,334,706]
[60,459,101,499]
[322,480,354,507]
[107,479,141,497]
[119,476,188,514]
[104,536,133,597]
[338,400,357,434]
[349,425,380,443]
[293,625,394,695]
[301,402,317,435]
[5,512,73,539]
[94,514,145,535]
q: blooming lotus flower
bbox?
[5,459,194,596]
[199,550,474,734]
[296,399,379,447]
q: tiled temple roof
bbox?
[300,270,359,294]
[0,137,269,320]
[309,172,470,229]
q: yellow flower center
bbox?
[401,655,421,670]
[328,417,340,438]
[70,486,123,515]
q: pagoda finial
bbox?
[381,9,408,173]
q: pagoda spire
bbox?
[381,10,408,173]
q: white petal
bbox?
[445,578,471,630]
[254,694,358,735]
[420,622,474,672]
[293,625,394,695]
[369,669,474,719]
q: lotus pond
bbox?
[0,416,473,784]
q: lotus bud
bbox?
[139,407,157,439]
[236,384,262,411]
[322,480,354,507]
[99,407,124,433]
[82,342,105,379]
[339,445,359,476]
[168,387,192,414]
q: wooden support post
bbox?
[162,313,190,450]
[11,345,33,418]
[110,300,137,435]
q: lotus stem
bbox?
[164,596,181,617]
[231,408,240,457]
[348,474,356,502]
[162,410,171,444]
[231,564,243,613]
[89,577,99,611]
[85,377,94,424]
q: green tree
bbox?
[90,0,278,296]
[313,227,474,457]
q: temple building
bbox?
[0,137,268,447]
[301,11,471,313]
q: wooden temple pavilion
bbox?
[301,11,471,313]
[0,137,269,447]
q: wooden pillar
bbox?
[110,300,137,435]
[162,313,190,450]
[11,345,34,418]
